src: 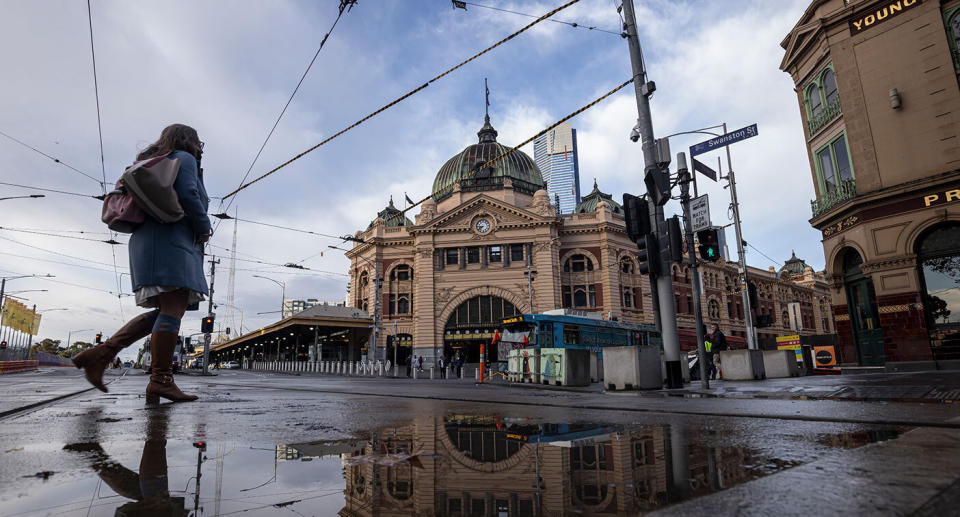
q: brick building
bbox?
[780,0,960,367]
[342,114,833,368]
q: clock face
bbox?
[475,218,491,234]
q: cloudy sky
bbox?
[0,0,816,358]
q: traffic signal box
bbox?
[623,194,658,275]
[0,340,6,349]
[696,228,721,262]
[201,315,215,334]
[95,333,103,344]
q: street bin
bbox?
[539,348,590,386]
[604,346,662,390]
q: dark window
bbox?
[511,244,525,262]
[562,286,572,308]
[567,254,593,272]
[489,245,502,263]
[573,286,588,308]
[823,68,838,106]
[449,499,462,517]
[388,294,395,315]
[675,294,681,314]
[395,265,410,281]
[808,83,822,118]
[622,288,633,308]
[445,248,459,266]
[466,247,480,264]
[564,325,580,345]
[589,285,597,307]
[833,135,852,181]
[687,295,693,314]
[397,295,409,314]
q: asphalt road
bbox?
[1,368,958,516]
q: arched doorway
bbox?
[443,295,519,363]
[917,222,960,361]
[842,248,885,365]
[386,333,413,368]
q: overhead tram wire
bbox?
[0,226,123,244]
[217,0,357,229]
[221,0,582,201]
[459,1,622,36]
[0,181,104,199]
[0,234,129,270]
[0,130,105,187]
[384,77,635,226]
[210,213,348,241]
[87,0,125,317]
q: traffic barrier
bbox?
[539,349,590,387]
[0,360,39,374]
[604,346,662,390]
[719,350,766,380]
[763,350,801,378]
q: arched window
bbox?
[388,265,413,315]
[823,69,838,107]
[950,11,960,59]
[807,83,822,119]
[782,310,790,325]
[564,254,594,272]
[357,271,369,310]
[917,223,960,360]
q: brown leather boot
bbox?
[145,331,197,404]
[72,310,158,392]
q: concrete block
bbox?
[763,350,801,378]
[604,346,662,390]
[540,348,590,386]
[719,350,766,380]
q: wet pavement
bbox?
[1,368,959,515]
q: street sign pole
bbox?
[690,123,759,350]
[678,153,709,389]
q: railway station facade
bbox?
[344,115,834,368]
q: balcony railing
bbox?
[807,97,842,136]
[810,178,857,218]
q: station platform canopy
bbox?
[209,305,372,365]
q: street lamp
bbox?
[252,275,285,318]
[329,244,385,369]
[66,328,94,349]
[0,194,44,202]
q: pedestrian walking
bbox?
[703,334,716,380]
[73,124,210,404]
[417,355,423,372]
[438,356,446,378]
[710,323,728,380]
[406,355,412,378]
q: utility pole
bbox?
[677,153,709,388]
[393,319,399,377]
[372,260,381,362]
[722,122,757,349]
[622,0,683,387]
[204,256,220,374]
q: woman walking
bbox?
[73,124,211,404]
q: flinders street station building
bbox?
[343,115,834,367]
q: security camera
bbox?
[629,126,640,142]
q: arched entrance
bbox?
[443,295,519,363]
[917,222,960,361]
[842,248,885,365]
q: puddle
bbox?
[0,413,903,516]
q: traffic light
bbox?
[636,234,660,276]
[663,216,683,263]
[193,441,206,451]
[696,228,721,262]
[201,315,214,334]
[644,166,672,206]
[623,193,652,241]
[95,333,102,344]
[0,340,6,350]
[185,336,194,353]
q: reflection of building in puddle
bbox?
[276,439,368,463]
[333,416,807,516]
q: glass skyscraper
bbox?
[533,121,581,214]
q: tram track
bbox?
[0,370,126,421]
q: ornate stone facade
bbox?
[343,117,833,365]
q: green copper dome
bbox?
[368,197,413,229]
[432,116,545,200]
[574,180,623,215]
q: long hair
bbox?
[137,124,201,161]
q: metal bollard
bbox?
[475,368,480,380]
[430,367,435,380]
[446,366,452,380]
[394,365,399,378]
[460,367,464,379]
[379,363,384,376]
[413,368,418,380]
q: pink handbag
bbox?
[101,180,146,233]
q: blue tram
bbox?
[499,309,662,355]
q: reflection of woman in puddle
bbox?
[63,407,187,516]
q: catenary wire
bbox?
[461,1,621,35]
[218,0,355,226]
[0,226,124,244]
[384,77,634,226]
[211,214,347,241]
[86,0,124,318]
[221,0,581,200]
[0,130,104,186]
[0,235,127,269]
[0,250,125,274]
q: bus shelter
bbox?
[209,305,372,367]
